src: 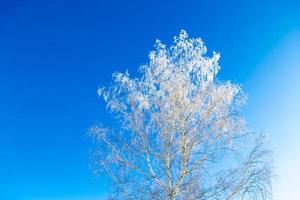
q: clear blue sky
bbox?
[1,0,299,199]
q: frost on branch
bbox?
[91,30,272,200]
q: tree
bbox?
[90,30,272,200]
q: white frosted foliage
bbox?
[91,30,272,200]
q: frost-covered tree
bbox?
[90,30,272,200]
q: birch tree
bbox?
[90,30,272,200]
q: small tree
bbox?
[90,30,272,200]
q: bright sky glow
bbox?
[245,31,300,200]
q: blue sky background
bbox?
[1,0,299,199]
